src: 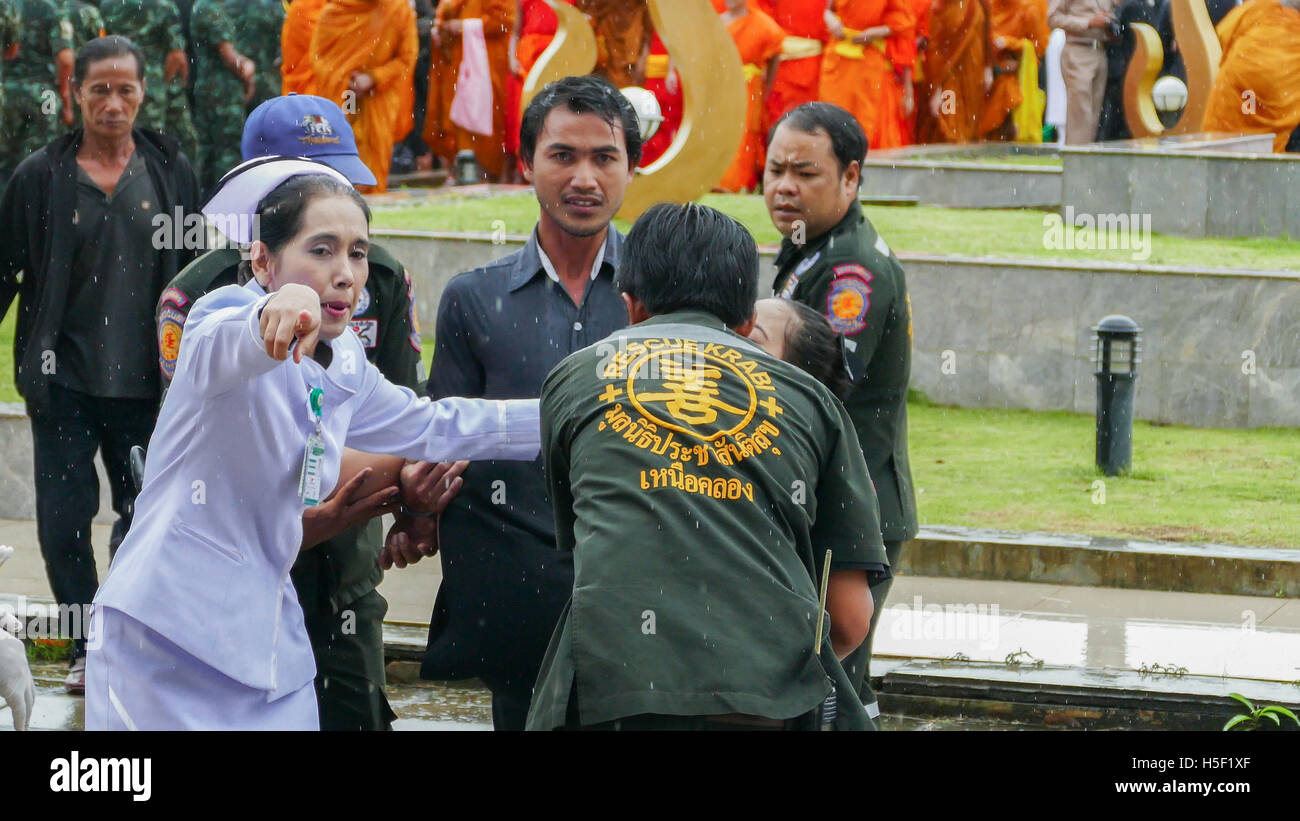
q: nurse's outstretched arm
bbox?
[345,361,541,464]
[182,284,323,397]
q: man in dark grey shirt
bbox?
[0,37,200,693]
[58,152,164,398]
[405,75,641,729]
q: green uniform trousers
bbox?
[295,553,397,732]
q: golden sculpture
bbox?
[521,0,747,221]
[520,2,599,109]
[1123,0,1222,137]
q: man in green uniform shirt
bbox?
[527,202,891,731]
[0,0,75,182]
[100,0,200,164]
[156,95,429,730]
[764,101,919,724]
[189,0,256,190]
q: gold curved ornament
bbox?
[1121,0,1221,137]
[520,1,599,112]
[1123,24,1166,137]
[618,0,747,221]
[1169,0,1221,134]
[518,0,747,222]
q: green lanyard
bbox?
[298,386,326,506]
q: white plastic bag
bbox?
[450,18,495,137]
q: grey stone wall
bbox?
[903,256,1300,428]
[1061,142,1300,239]
[862,161,1062,208]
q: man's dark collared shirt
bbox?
[423,228,629,691]
[55,151,163,399]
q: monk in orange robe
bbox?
[506,0,569,158]
[916,0,989,143]
[1203,0,1300,153]
[758,0,827,130]
[893,0,931,144]
[639,31,683,166]
[424,22,460,167]
[978,0,1048,139]
[427,0,517,180]
[282,0,327,95]
[576,0,652,88]
[713,0,785,191]
[312,0,418,192]
[820,0,915,151]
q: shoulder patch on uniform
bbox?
[832,262,873,283]
[874,234,891,257]
[160,287,189,309]
[827,268,873,335]
[779,251,820,299]
[158,304,186,380]
[354,286,371,316]
[405,273,422,352]
[350,318,378,349]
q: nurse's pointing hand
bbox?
[260,284,322,363]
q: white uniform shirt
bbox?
[95,281,540,697]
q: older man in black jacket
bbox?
[0,36,200,693]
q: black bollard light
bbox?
[454,150,482,186]
[1092,315,1142,476]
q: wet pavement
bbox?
[13,661,1047,731]
[3,517,1298,731]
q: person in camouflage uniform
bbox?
[59,0,103,46]
[190,0,256,191]
[240,0,283,112]
[100,0,200,165]
[55,1,102,131]
[0,0,19,118]
[0,0,75,181]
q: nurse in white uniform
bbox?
[85,159,541,730]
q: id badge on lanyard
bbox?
[299,386,326,506]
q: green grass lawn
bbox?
[909,396,1300,548]
[371,193,1300,271]
[0,309,15,404]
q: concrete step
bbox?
[902,525,1300,598]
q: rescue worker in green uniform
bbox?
[155,95,432,730]
[527,202,891,731]
[0,0,75,182]
[764,101,918,725]
[100,0,200,165]
[189,0,256,191]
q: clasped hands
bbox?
[300,457,468,561]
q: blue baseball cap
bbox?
[241,94,378,187]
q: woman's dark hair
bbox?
[615,202,758,328]
[74,36,146,86]
[236,173,370,283]
[768,102,868,188]
[519,74,643,168]
[779,300,853,400]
